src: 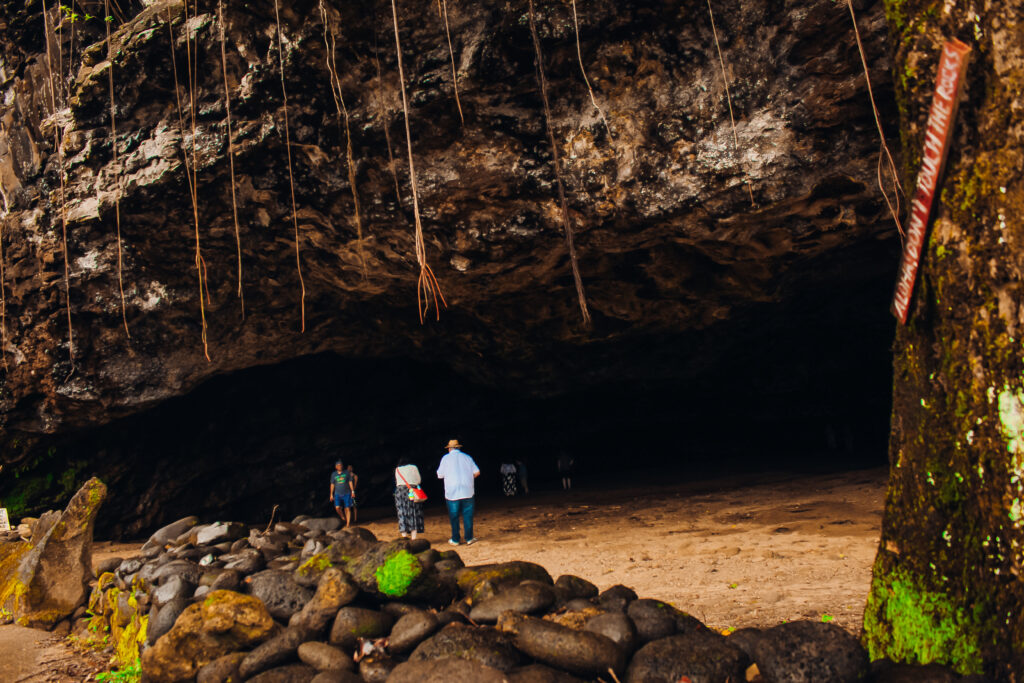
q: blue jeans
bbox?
[446,497,474,543]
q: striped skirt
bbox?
[394,486,424,533]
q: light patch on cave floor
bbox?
[76,249,101,271]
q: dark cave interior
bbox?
[24,263,898,539]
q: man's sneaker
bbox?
[448,539,460,546]
[466,538,478,545]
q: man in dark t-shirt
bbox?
[330,460,354,527]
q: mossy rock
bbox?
[456,561,553,595]
[140,589,276,683]
[346,540,427,599]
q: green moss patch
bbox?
[374,551,422,597]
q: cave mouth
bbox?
[54,287,895,539]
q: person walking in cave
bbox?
[437,439,480,545]
[347,464,360,523]
[394,457,425,540]
[329,459,355,528]
[500,462,518,496]
[557,450,575,490]
[515,458,529,495]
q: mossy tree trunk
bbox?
[863,0,1024,677]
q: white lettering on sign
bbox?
[891,39,971,323]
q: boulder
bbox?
[247,663,318,682]
[733,620,869,683]
[456,562,553,595]
[140,589,276,683]
[297,641,354,671]
[470,582,557,623]
[508,664,585,682]
[554,575,598,601]
[0,477,106,628]
[299,517,342,533]
[625,630,750,683]
[239,626,308,679]
[196,652,247,683]
[193,522,249,547]
[597,584,637,612]
[345,540,426,599]
[410,623,521,671]
[358,654,396,682]
[388,610,441,654]
[514,616,626,678]
[149,516,200,547]
[245,569,314,620]
[626,599,678,643]
[290,568,358,635]
[147,596,190,645]
[585,611,638,654]
[389,658,511,682]
[329,606,394,649]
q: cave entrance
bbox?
[69,300,892,540]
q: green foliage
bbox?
[96,658,141,683]
[821,613,835,623]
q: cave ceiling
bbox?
[0,0,901,527]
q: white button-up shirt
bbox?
[437,449,480,500]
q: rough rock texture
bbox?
[0,0,898,531]
[140,589,276,682]
[0,477,105,628]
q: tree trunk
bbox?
[863,0,1024,678]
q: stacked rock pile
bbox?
[74,514,979,683]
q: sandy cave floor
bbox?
[5,466,886,681]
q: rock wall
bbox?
[0,0,899,529]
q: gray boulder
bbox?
[246,570,314,620]
[625,630,750,683]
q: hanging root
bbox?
[218,0,245,317]
[705,0,755,208]
[391,0,446,322]
[45,0,76,374]
[273,0,306,331]
[105,0,131,337]
[847,0,904,237]
[437,0,464,125]
[527,0,591,326]
[320,0,368,277]
[0,217,7,374]
[374,52,404,207]
[167,3,210,360]
[569,0,612,142]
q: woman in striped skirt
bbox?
[394,457,425,540]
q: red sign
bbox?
[891,39,971,323]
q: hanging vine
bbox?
[319,0,368,277]
[272,0,307,331]
[569,0,611,142]
[45,0,76,373]
[217,0,245,315]
[374,50,404,207]
[436,0,464,125]
[104,0,131,336]
[391,0,446,322]
[0,218,8,374]
[705,0,755,207]
[527,0,591,326]
[167,3,210,360]
[846,0,904,237]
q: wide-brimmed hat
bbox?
[446,439,462,449]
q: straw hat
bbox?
[446,439,463,449]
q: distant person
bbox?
[347,464,360,523]
[557,451,575,490]
[437,439,480,545]
[329,459,355,527]
[394,457,425,540]
[515,459,529,494]
[500,462,518,496]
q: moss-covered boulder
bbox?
[0,477,106,628]
[140,589,276,683]
[456,561,553,595]
[345,540,427,599]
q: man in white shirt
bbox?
[437,439,480,545]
